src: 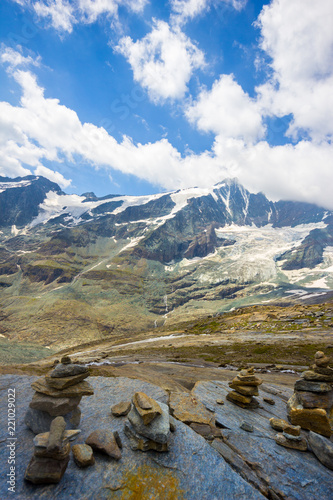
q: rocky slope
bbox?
[0,175,332,350]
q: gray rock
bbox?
[308,431,333,470]
[25,407,81,434]
[0,375,264,499]
[240,422,254,432]
[124,420,168,452]
[192,379,333,500]
[50,364,89,378]
[127,401,170,444]
[24,456,70,485]
[294,379,332,393]
[29,393,81,416]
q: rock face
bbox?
[0,375,265,499]
[192,379,333,500]
[25,358,93,434]
[308,431,333,470]
[226,367,262,409]
[287,352,333,437]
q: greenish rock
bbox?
[240,422,254,432]
[124,420,169,452]
[47,416,66,453]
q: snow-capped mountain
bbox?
[0,175,332,347]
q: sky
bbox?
[0,0,332,208]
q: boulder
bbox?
[124,420,168,452]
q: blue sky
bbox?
[0,0,332,208]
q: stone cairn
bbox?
[270,418,307,451]
[25,416,81,484]
[25,356,94,434]
[123,392,171,451]
[226,367,262,409]
[287,351,333,438]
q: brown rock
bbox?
[111,401,131,417]
[313,366,333,377]
[29,393,81,416]
[284,424,301,436]
[296,390,333,409]
[132,392,162,425]
[189,423,221,440]
[47,416,66,454]
[24,455,69,484]
[275,433,308,451]
[34,429,81,448]
[231,376,263,387]
[228,383,259,396]
[302,370,333,382]
[169,392,215,425]
[288,407,332,437]
[32,378,94,398]
[45,372,89,390]
[216,399,224,405]
[226,391,252,406]
[60,356,71,364]
[269,418,288,432]
[35,442,70,460]
[263,397,275,405]
[85,430,121,460]
[72,444,95,467]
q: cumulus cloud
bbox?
[116,20,205,102]
[186,74,265,143]
[256,0,333,142]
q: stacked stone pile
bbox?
[25,356,94,434]
[287,351,333,437]
[124,391,171,451]
[24,416,80,484]
[226,367,262,409]
[274,422,307,451]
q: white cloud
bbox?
[256,0,333,142]
[34,0,75,33]
[0,46,41,71]
[170,0,247,26]
[116,20,205,102]
[186,74,265,143]
[34,165,71,187]
[13,0,147,33]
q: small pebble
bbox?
[240,422,254,432]
[263,397,275,405]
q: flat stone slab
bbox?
[192,379,333,500]
[169,391,215,425]
[31,378,94,398]
[0,375,263,499]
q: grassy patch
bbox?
[0,339,56,365]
